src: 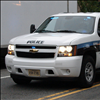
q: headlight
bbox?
[59,46,73,53]
[59,46,66,53]
[58,46,77,57]
[66,46,73,52]
[8,45,15,55]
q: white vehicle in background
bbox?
[5,12,100,88]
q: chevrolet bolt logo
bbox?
[29,49,39,53]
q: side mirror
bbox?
[30,24,36,33]
[98,30,100,36]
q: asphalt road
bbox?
[1,69,100,100]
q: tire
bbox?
[79,56,95,88]
[10,74,31,85]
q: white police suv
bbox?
[5,13,100,87]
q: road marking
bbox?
[36,83,100,100]
[47,84,100,100]
[35,88,77,100]
[1,76,10,79]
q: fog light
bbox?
[66,69,70,74]
[8,66,12,71]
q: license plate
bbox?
[28,70,40,77]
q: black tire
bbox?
[10,74,31,85]
[79,56,95,88]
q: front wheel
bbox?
[79,56,95,88]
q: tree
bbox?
[78,0,100,12]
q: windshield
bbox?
[35,16,95,34]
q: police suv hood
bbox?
[9,33,91,45]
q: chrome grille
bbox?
[15,45,56,58]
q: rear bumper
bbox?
[5,54,83,78]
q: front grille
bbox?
[16,51,55,58]
[16,45,56,49]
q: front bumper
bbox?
[5,55,83,78]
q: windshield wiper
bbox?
[36,30,78,33]
[55,30,78,33]
[36,30,56,33]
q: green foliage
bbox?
[78,0,100,12]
